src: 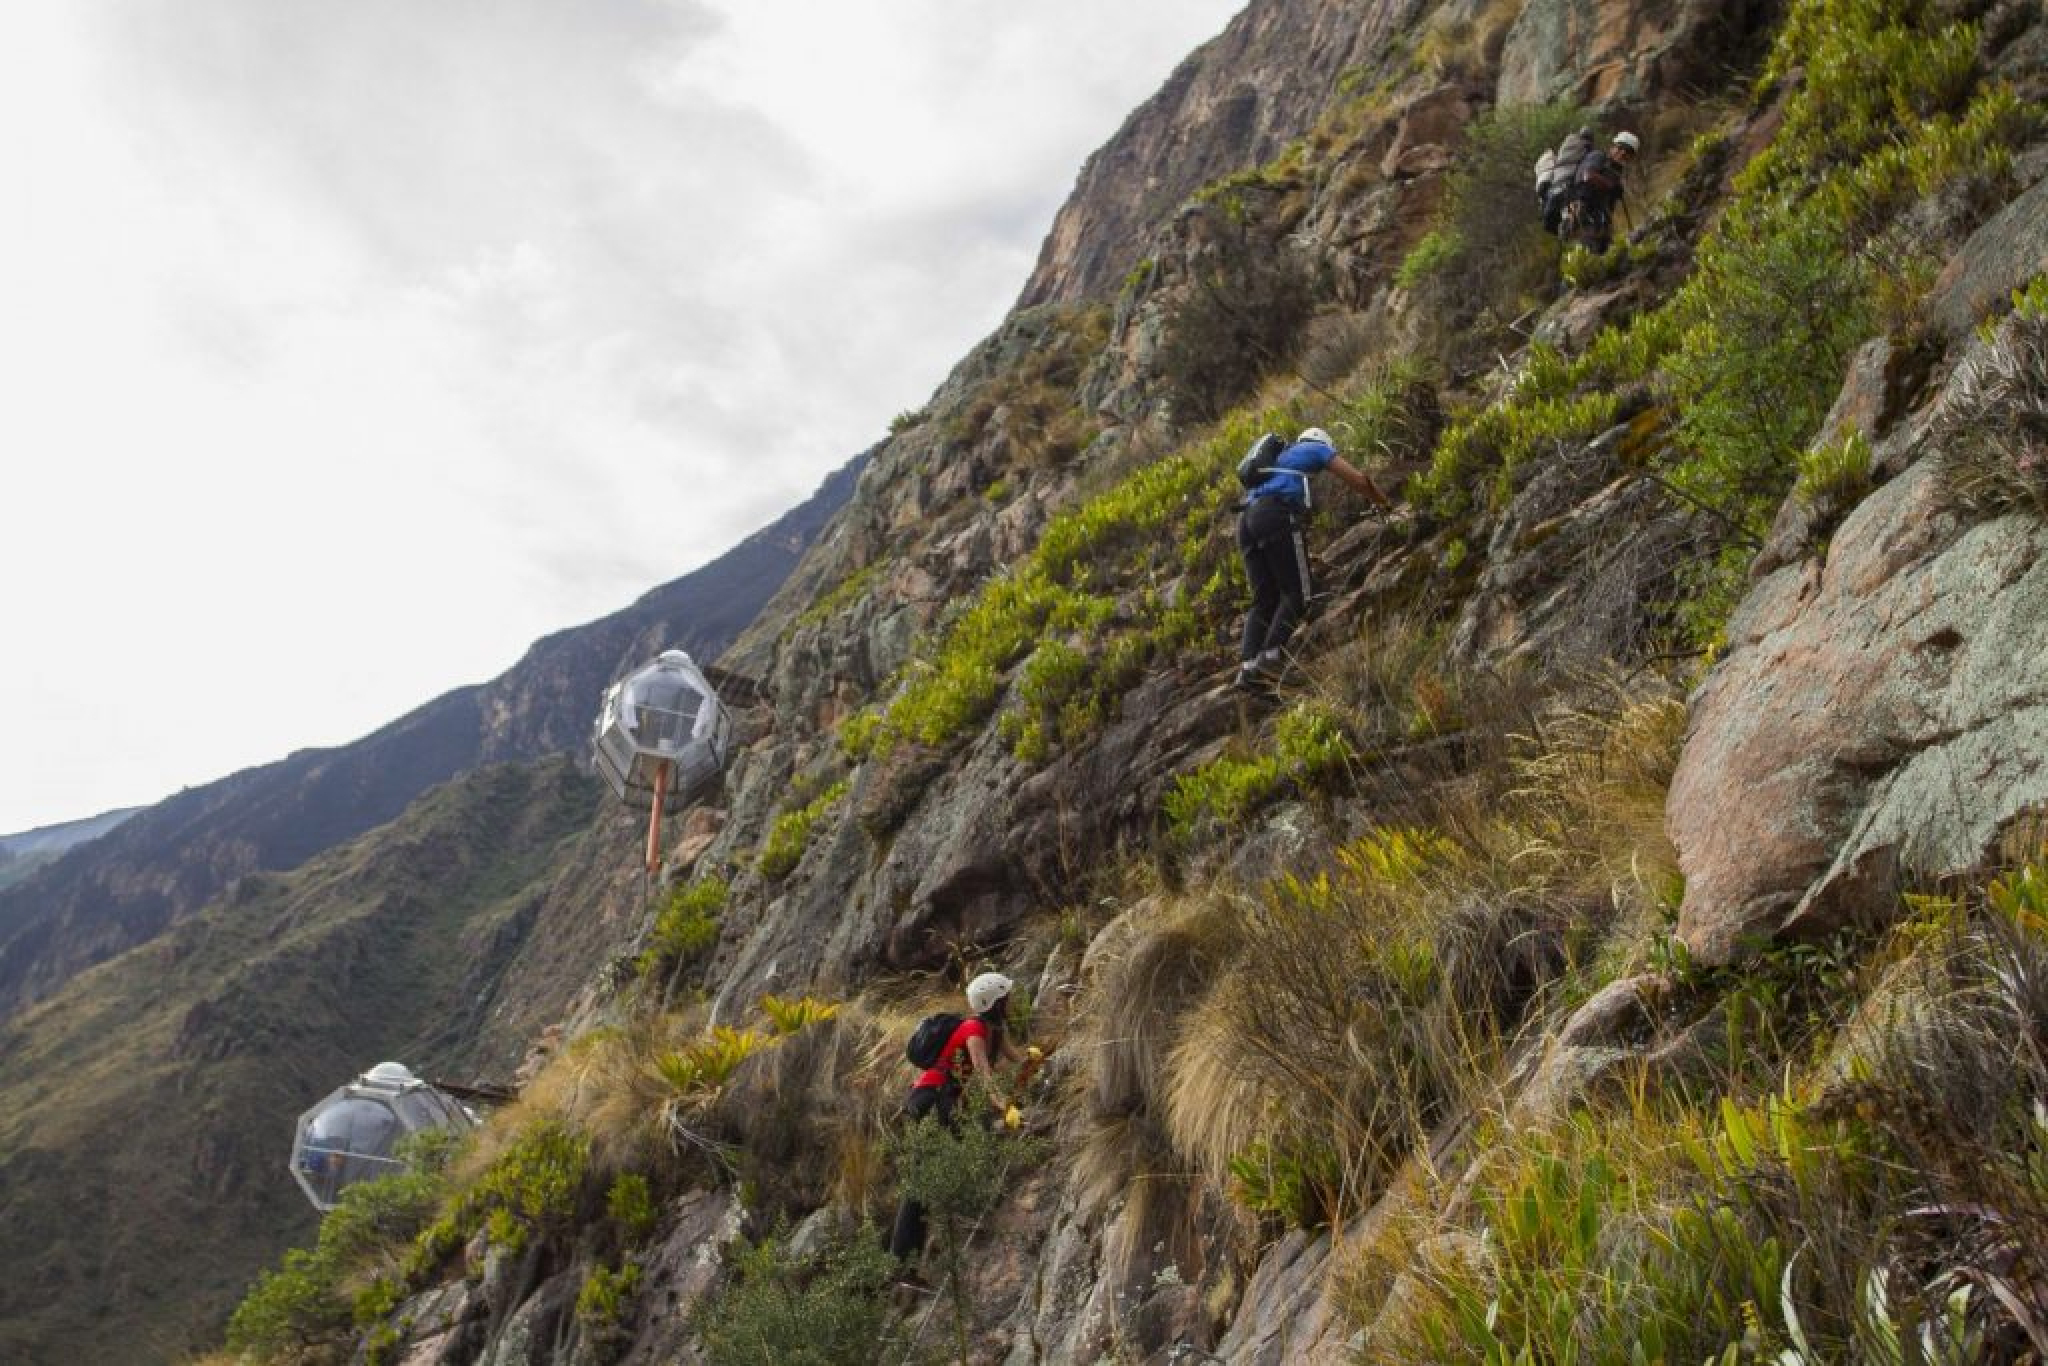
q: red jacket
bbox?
[914,1017,988,1090]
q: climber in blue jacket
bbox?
[1236,427,1394,692]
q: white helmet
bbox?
[966,972,1013,1015]
[1611,131,1640,154]
[1297,427,1333,447]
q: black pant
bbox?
[1238,497,1312,664]
[888,1084,957,1261]
[1565,191,1616,254]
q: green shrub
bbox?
[1164,700,1357,837]
[697,1225,900,1366]
[637,877,727,981]
[575,1260,643,1344]
[795,562,883,629]
[1560,237,1656,289]
[463,1119,592,1255]
[759,994,840,1036]
[835,708,882,761]
[227,1247,351,1361]
[1229,1136,1344,1228]
[1793,431,1874,510]
[1400,102,1588,341]
[889,1096,1051,1359]
[605,1172,657,1240]
[1659,201,1874,541]
[226,1149,451,1361]
[867,407,1278,759]
[757,782,848,881]
[654,1026,764,1100]
[2013,274,2048,322]
[1395,229,1461,292]
[1413,386,1622,517]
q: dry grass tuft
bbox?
[705,1011,899,1219]
[1507,680,1687,899]
[1067,893,1244,1216]
[461,1011,704,1185]
[1935,307,2048,517]
[1164,827,1531,1220]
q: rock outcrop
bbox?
[1019,0,1430,308]
[1671,322,2048,964]
[1496,0,1776,107]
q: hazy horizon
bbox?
[0,1,1244,833]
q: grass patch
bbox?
[1163,700,1357,839]
[637,876,726,984]
[757,782,849,881]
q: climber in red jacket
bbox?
[887,971,1034,1263]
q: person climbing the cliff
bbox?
[1534,126,1596,235]
[887,971,1038,1265]
[1561,130,1638,254]
[1235,427,1395,693]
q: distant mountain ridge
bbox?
[0,453,864,1021]
[0,807,141,859]
[0,807,141,894]
[0,756,618,1366]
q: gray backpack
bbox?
[1536,129,1594,232]
[1235,432,1288,489]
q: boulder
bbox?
[1669,447,2048,964]
[1928,174,2048,341]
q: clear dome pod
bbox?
[591,649,734,870]
[288,1061,475,1212]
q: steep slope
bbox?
[0,759,637,1366]
[0,455,860,1022]
[188,0,2048,1362]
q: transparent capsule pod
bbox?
[591,649,733,809]
[289,1061,474,1211]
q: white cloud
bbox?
[0,0,1245,831]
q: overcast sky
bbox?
[0,1,1244,834]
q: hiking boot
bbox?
[889,1269,934,1304]
[1242,650,1287,685]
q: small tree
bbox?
[889,1090,1049,1363]
[697,1224,899,1366]
[1155,222,1318,424]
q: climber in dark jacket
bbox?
[1235,427,1394,692]
[1564,130,1638,253]
[888,972,1034,1264]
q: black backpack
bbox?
[1236,432,1288,489]
[906,1012,964,1069]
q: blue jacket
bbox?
[1245,439,1335,507]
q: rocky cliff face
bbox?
[1019,0,1432,308]
[23,1,2048,1363]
